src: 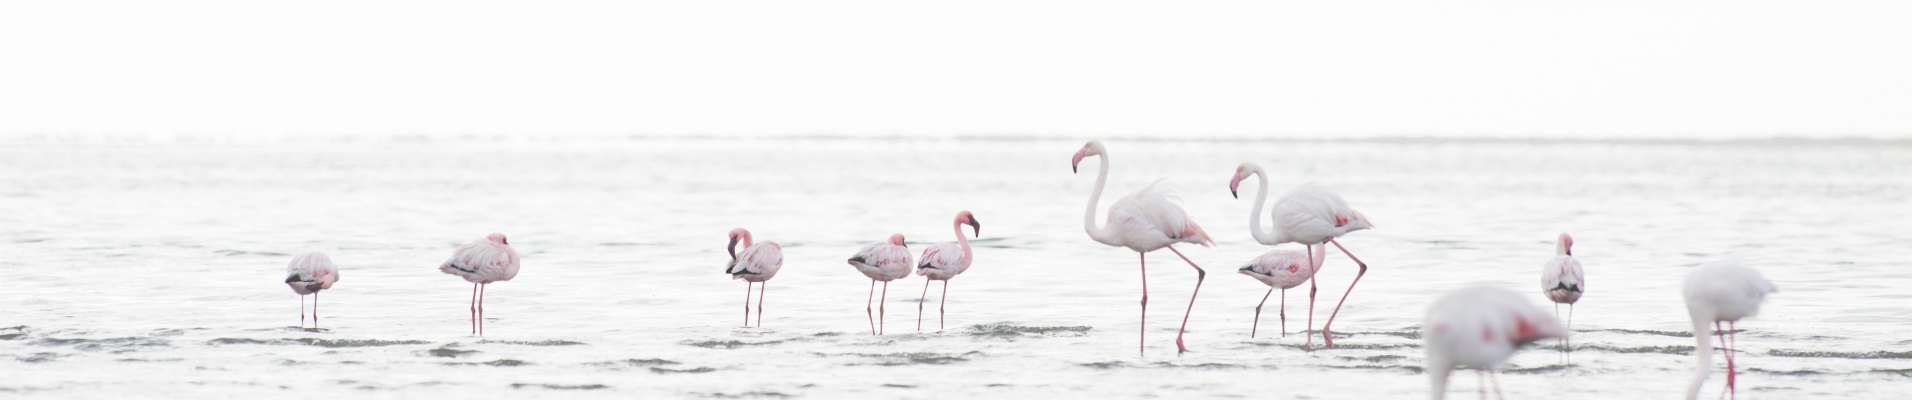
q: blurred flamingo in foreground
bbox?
[848,233,912,335]
[1685,261,1778,400]
[1230,162,1373,348]
[284,252,340,329]
[1073,140,1214,356]
[1237,245,1324,338]
[1540,233,1584,362]
[439,233,520,336]
[1424,286,1564,400]
[726,228,783,328]
[917,211,980,332]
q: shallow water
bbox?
[2,137,1909,398]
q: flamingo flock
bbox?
[269,139,1786,399]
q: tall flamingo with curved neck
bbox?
[1072,140,1215,356]
[848,233,912,335]
[726,228,783,328]
[439,233,520,336]
[1540,233,1584,362]
[1685,261,1778,400]
[1229,162,1372,348]
[917,211,980,332]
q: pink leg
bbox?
[468,283,479,335]
[939,280,949,331]
[756,281,766,328]
[1567,304,1575,365]
[1279,288,1288,337]
[866,280,877,335]
[918,279,931,332]
[1165,245,1206,355]
[1489,370,1505,400]
[313,291,320,329]
[300,295,307,327]
[478,283,487,336]
[1321,239,1369,348]
[1728,321,1739,400]
[1251,285,1274,338]
[1304,244,1319,348]
[879,281,889,335]
[1716,321,1733,400]
[1139,252,1149,357]
[742,282,753,327]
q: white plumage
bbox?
[1684,260,1778,400]
[726,227,782,327]
[438,232,519,336]
[284,252,339,328]
[849,233,913,335]
[1074,140,1214,356]
[1423,286,1565,400]
[1230,161,1374,348]
[915,210,980,331]
[1237,245,1325,338]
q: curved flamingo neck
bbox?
[1246,167,1281,245]
[953,220,973,258]
[1083,153,1116,245]
[1686,315,1713,400]
[740,231,754,248]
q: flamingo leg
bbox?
[743,281,753,327]
[918,279,931,332]
[468,283,479,335]
[1476,370,1486,400]
[756,281,766,328]
[313,291,320,329]
[300,294,307,327]
[1555,303,1563,363]
[866,279,877,335]
[1279,288,1288,337]
[1567,304,1575,365]
[1165,245,1206,355]
[477,283,487,336]
[1716,321,1733,400]
[1728,321,1739,400]
[1138,252,1149,357]
[1251,285,1274,338]
[1305,244,1319,349]
[939,280,949,331]
[879,281,890,335]
[1321,239,1369,348]
[1489,370,1505,400]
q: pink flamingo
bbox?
[284,252,340,329]
[1539,233,1584,362]
[1229,162,1373,348]
[1236,245,1324,338]
[438,233,520,336]
[848,233,912,335]
[1424,286,1565,400]
[726,228,783,328]
[1684,261,1778,400]
[916,211,980,332]
[1072,140,1215,356]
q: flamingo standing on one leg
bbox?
[284,252,340,329]
[1539,233,1584,363]
[1684,261,1778,400]
[726,228,783,328]
[848,233,913,335]
[438,233,520,336]
[1236,245,1323,338]
[916,211,980,332]
[1072,140,1215,356]
[1229,162,1373,349]
[1424,286,1565,400]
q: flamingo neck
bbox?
[1686,315,1713,400]
[1246,167,1281,245]
[953,220,973,258]
[1426,359,1451,400]
[741,232,754,248]
[1084,154,1117,245]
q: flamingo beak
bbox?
[969,216,982,237]
[1071,149,1087,174]
[1228,174,1243,199]
[726,236,740,260]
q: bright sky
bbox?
[2,1,1909,139]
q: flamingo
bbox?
[1539,233,1584,362]
[848,233,912,335]
[1072,140,1215,356]
[1236,245,1324,338]
[1424,286,1565,400]
[726,228,783,328]
[1684,261,1778,400]
[438,233,520,336]
[284,252,340,329]
[1229,162,1373,348]
[916,211,980,332]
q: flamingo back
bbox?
[1424,286,1564,369]
[1105,180,1212,251]
[848,242,913,281]
[727,242,784,282]
[285,252,339,295]
[441,239,520,284]
[1272,183,1371,244]
[1683,261,1778,323]
[916,242,972,280]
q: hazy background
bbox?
[3,1,1910,141]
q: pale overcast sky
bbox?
[2,1,1908,139]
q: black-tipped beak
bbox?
[1072,164,1077,174]
[726,236,740,260]
[1230,189,1238,199]
[969,216,982,237]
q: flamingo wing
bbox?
[1108,180,1212,246]
[729,242,784,279]
[916,243,971,279]
[1273,184,1372,236]
[442,241,514,282]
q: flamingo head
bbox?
[1071,140,1105,174]
[1558,233,1574,256]
[1229,162,1261,199]
[889,233,907,247]
[486,233,508,245]
[955,210,980,237]
[727,228,752,259]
